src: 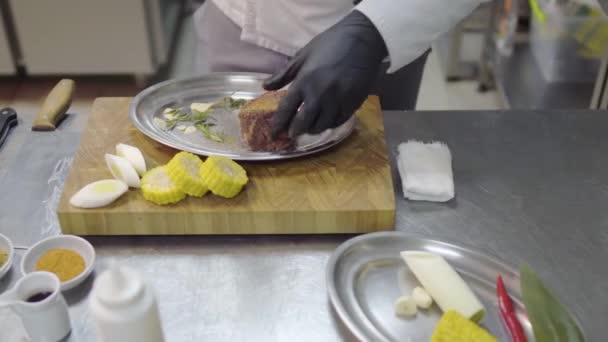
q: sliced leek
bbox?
[105,153,141,188]
[401,251,485,322]
[116,143,146,176]
[70,179,128,208]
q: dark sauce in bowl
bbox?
[26,291,52,303]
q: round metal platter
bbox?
[327,232,552,341]
[129,72,356,161]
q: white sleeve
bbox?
[356,0,489,72]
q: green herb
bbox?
[195,122,225,143]
[213,96,247,110]
[162,108,191,130]
[192,109,224,142]
[520,263,585,342]
[191,109,212,124]
[161,101,234,143]
[228,97,247,109]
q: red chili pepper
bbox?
[497,275,528,342]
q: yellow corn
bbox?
[166,151,208,197]
[431,311,498,342]
[141,166,186,205]
[200,155,248,198]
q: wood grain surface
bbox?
[57,96,395,235]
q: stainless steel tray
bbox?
[130,73,356,161]
[327,232,534,342]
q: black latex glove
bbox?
[263,10,388,138]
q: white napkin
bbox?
[397,140,454,202]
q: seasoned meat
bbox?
[238,90,293,152]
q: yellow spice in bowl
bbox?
[0,250,8,267]
[35,249,85,282]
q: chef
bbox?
[194,0,487,137]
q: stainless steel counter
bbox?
[1,108,607,341]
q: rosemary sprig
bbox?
[163,108,191,130]
[191,109,212,123]
[226,97,247,109]
[195,122,225,142]
[211,96,247,110]
[159,97,244,143]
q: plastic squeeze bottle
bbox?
[89,266,165,342]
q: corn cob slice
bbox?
[166,151,208,197]
[200,155,248,198]
[141,166,186,205]
[431,311,498,342]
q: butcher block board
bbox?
[57,97,395,235]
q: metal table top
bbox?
[1,108,607,341]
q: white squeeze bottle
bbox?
[89,266,165,342]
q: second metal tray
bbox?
[327,232,536,341]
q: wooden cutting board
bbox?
[57,97,395,235]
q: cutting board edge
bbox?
[57,207,396,235]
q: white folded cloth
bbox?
[397,140,454,202]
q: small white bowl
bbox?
[21,235,95,291]
[0,233,14,279]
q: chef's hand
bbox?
[263,10,388,138]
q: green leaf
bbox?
[520,263,586,342]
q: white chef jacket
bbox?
[211,0,488,73]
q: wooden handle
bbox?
[32,79,75,131]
